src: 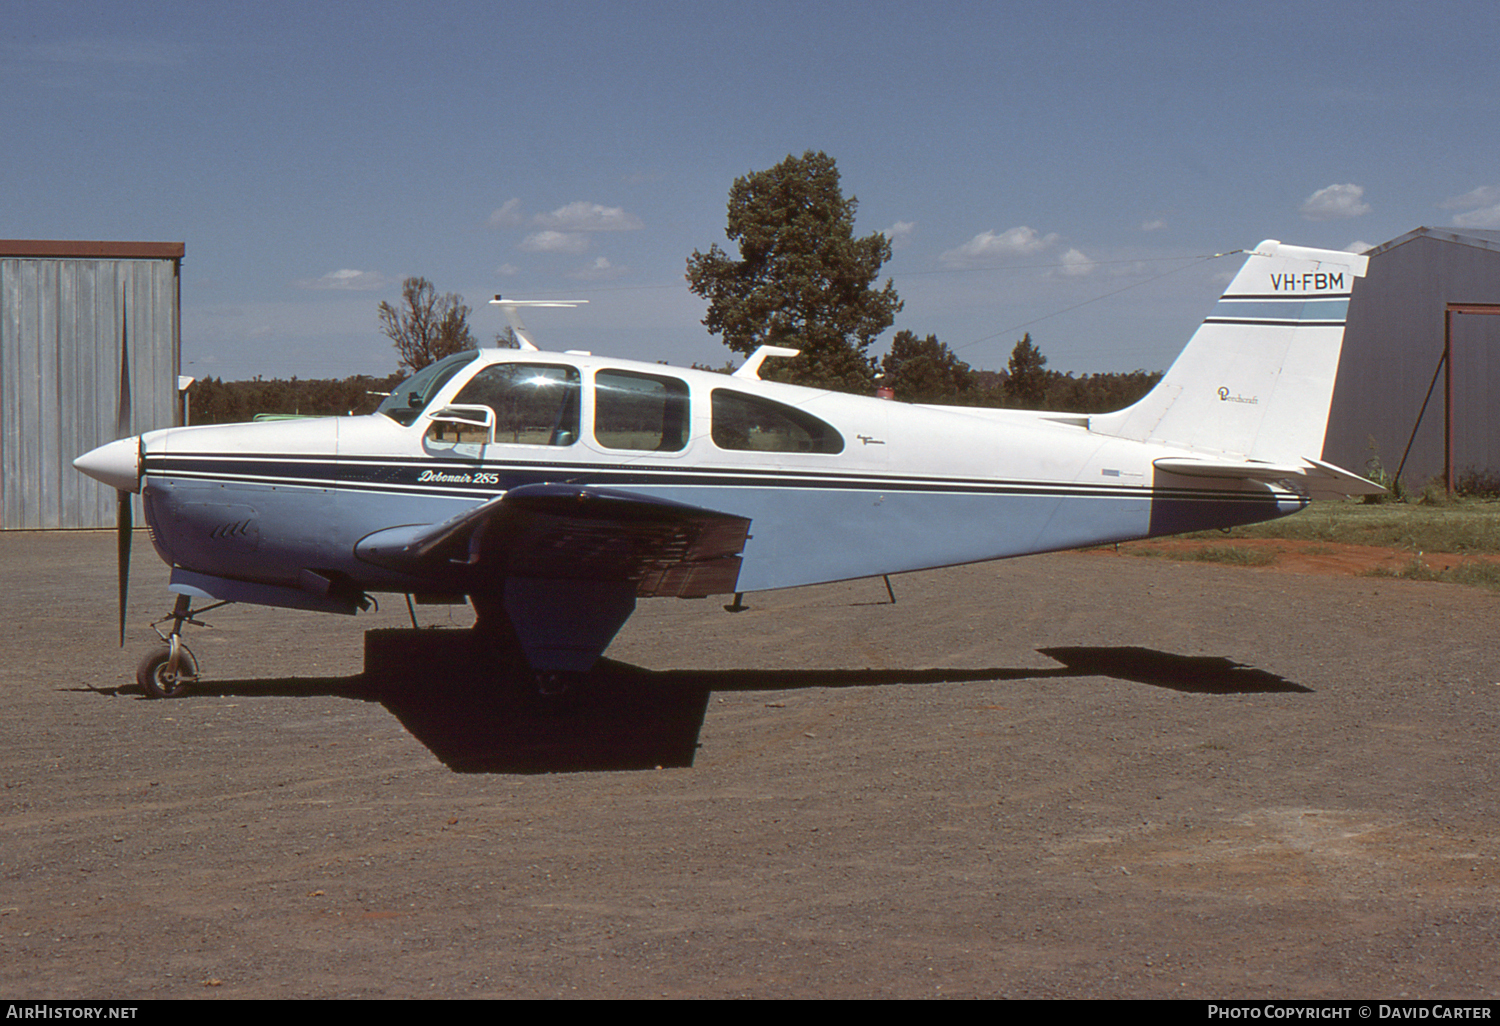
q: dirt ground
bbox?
[0,530,1496,999]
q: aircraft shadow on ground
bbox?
[84,630,1307,774]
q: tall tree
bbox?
[879,331,974,402]
[378,277,477,372]
[1005,333,1048,407]
[686,151,902,393]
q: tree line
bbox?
[871,330,1160,412]
[187,373,404,425]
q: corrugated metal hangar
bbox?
[1,240,183,529]
[1326,226,1500,493]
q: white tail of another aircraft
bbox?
[1093,241,1369,471]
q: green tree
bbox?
[686,151,902,393]
[879,331,973,402]
[1004,333,1048,407]
[1042,369,1161,413]
[378,277,477,372]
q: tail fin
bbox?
[1092,241,1368,463]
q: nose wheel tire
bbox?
[137,644,198,700]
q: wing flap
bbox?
[498,485,750,597]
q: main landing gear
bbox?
[135,594,228,699]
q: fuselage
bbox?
[130,348,1302,600]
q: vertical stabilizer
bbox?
[1091,241,1368,461]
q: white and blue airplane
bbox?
[76,240,1378,698]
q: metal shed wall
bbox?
[0,242,182,529]
[1324,228,1500,491]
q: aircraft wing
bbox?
[1153,456,1385,498]
[355,483,752,598]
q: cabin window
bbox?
[710,389,844,454]
[444,363,581,446]
[593,370,690,452]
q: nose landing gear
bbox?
[136,594,228,699]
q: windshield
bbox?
[375,351,482,426]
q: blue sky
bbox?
[7,0,1498,382]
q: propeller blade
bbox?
[116,296,132,647]
[117,304,131,439]
[117,489,131,647]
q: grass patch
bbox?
[1181,545,1278,567]
[1362,559,1500,592]
[1188,498,1500,554]
[1096,498,1500,592]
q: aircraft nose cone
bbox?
[74,436,142,493]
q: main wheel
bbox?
[136,644,198,700]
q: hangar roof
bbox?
[1370,226,1500,257]
[0,240,184,259]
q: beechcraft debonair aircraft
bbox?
[76,241,1379,698]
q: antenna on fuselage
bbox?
[731,345,801,381]
[489,297,589,352]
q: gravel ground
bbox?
[0,530,1496,999]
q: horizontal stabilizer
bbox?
[1154,456,1384,498]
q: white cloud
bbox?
[1140,219,1167,232]
[1344,240,1375,255]
[495,263,520,277]
[1439,185,1500,228]
[511,201,642,258]
[487,198,525,227]
[1057,248,1095,277]
[1439,185,1500,210]
[939,226,1059,268]
[1299,183,1370,221]
[1453,207,1500,228]
[519,230,591,255]
[567,257,627,281]
[535,201,643,232]
[292,268,389,291]
[882,220,916,249]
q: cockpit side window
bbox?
[376,351,481,426]
[710,389,844,454]
[594,369,689,452]
[448,363,581,446]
